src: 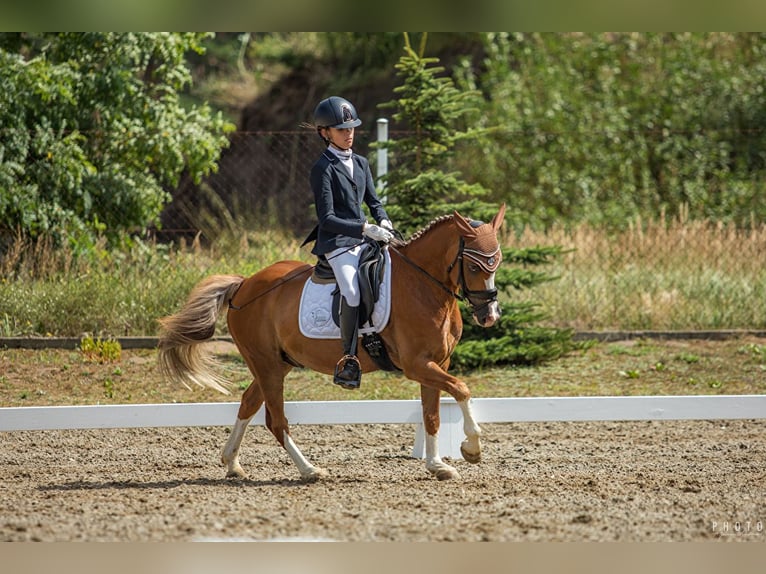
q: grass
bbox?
[1,337,764,407]
[1,214,766,337]
[509,213,766,330]
[0,229,309,337]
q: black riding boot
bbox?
[334,298,361,389]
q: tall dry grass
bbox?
[0,230,308,337]
[508,212,766,330]
[2,216,765,337]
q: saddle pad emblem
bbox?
[310,307,332,328]
[298,249,392,339]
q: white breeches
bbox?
[326,244,364,307]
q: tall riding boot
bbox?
[334,298,361,389]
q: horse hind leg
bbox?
[280,425,328,482]
[260,373,328,482]
[221,379,263,478]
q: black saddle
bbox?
[312,240,399,372]
[312,240,387,329]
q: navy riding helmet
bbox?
[313,96,362,129]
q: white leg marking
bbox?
[425,433,440,464]
[283,431,328,481]
[221,416,253,478]
[458,399,482,463]
[424,432,460,481]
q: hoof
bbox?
[428,462,461,481]
[435,467,461,481]
[222,453,247,478]
[225,467,246,479]
[461,444,481,464]
[301,466,329,483]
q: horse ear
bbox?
[453,210,478,239]
[491,203,506,232]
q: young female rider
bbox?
[308,96,394,389]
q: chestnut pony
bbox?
[158,204,505,481]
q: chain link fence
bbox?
[161,128,766,266]
[158,129,383,244]
[3,128,766,331]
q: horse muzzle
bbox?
[467,289,501,328]
[470,297,501,327]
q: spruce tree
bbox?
[375,33,574,369]
[376,33,492,232]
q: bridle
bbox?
[391,234,501,316]
[447,237,500,315]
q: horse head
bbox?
[453,204,506,327]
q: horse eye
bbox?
[468,263,480,273]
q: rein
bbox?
[389,245,462,302]
[229,230,499,315]
[390,236,499,314]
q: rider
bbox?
[308,96,394,390]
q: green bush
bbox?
[0,33,233,248]
[460,33,766,229]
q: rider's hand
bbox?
[363,223,394,243]
[380,219,394,231]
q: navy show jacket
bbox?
[308,149,389,256]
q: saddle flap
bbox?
[359,241,386,303]
[322,242,386,329]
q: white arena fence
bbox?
[1,395,765,459]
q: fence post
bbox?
[376,118,388,200]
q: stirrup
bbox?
[333,355,361,390]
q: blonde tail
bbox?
[157,274,244,394]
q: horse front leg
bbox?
[457,398,482,463]
[409,360,483,476]
[420,386,461,480]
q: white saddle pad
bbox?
[298,249,392,339]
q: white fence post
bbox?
[376,117,388,199]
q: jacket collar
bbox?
[322,148,354,162]
[323,149,362,187]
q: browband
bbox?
[462,245,502,273]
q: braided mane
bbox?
[398,214,454,247]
